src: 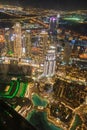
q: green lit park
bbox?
[0,79,28,99]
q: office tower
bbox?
[5,29,15,55]
[49,17,57,31]
[49,17,57,44]
[85,96,87,104]
[14,22,22,58]
[0,29,5,55]
[22,31,31,58]
[5,30,9,53]
[63,42,72,65]
[25,31,31,57]
[39,31,49,63]
[43,46,56,77]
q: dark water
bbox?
[26,93,62,130]
[0,64,32,77]
[27,110,62,130]
[60,23,87,35]
[70,115,82,130]
[32,93,47,107]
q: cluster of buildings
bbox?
[0,6,87,130]
[0,15,61,78]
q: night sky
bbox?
[0,0,87,10]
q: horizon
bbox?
[0,0,87,11]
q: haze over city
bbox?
[0,0,87,10]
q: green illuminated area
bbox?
[0,79,28,99]
[16,82,28,97]
[64,17,80,21]
[63,15,84,22]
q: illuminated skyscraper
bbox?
[22,31,31,58]
[5,30,12,54]
[85,96,87,104]
[49,17,57,32]
[5,28,15,55]
[14,22,22,58]
[43,46,56,77]
[43,15,60,76]
[49,17,58,44]
[63,42,72,65]
[25,31,31,57]
[39,31,49,63]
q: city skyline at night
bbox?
[0,1,87,130]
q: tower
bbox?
[49,17,57,32]
[22,31,31,58]
[43,46,56,77]
[25,31,31,57]
[14,22,22,58]
[49,17,57,45]
[63,42,72,65]
[5,29,11,54]
[85,96,87,104]
[39,31,49,63]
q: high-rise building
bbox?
[39,31,49,63]
[5,29,14,54]
[43,15,60,77]
[14,22,22,58]
[22,31,31,58]
[43,46,56,77]
[49,17,58,44]
[85,96,87,104]
[63,42,72,65]
[25,31,31,57]
[49,17,57,32]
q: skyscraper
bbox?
[49,17,57,45]
[22,31,31,58]
[43,46,56,77]
[63,42,72,65]
[85,96,87,104]
[49,17,57,31]
[5,29,14,55]
[39,31,49,63]
[14,22,22,58]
